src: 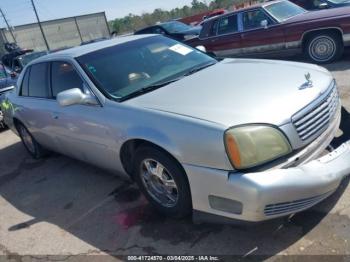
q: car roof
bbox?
[33,34,152,63]
[202,0,284,23]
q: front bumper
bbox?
[185,141,350,222]
[185,108,350,222]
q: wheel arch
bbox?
[119,138,187,181]
[12,117,22,134]
[301,27,344,49]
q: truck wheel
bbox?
[17,123,46,159]
[304,32,343,64]
[133,146,192,218]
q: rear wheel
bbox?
[17,123,46,159]
[133,146,192,218]
[304,32,343,64]
[0,109,6,129]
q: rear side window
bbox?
[218,15,238,35]
[51,62,83,98]
[20,68,30,96]
[199,19,218,38]
[28,63,49,98]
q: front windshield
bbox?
[161,21,192,33]
[77,36,216,101]
[264,1,307,22]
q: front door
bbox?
[48,61,117,170]
[239,8,285,56]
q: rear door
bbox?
[15,62,57,149]
[239,8,285,56]
[197,14,241,57]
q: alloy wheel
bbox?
[309,36,336,63]
[140,158,179,208]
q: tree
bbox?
[110,0,253,34]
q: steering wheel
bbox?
[128,72,151,83]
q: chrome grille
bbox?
[292,82,339,141]
[264,191,332,216]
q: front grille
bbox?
[292,82,339,141]
[264,191,333,216]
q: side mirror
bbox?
[318,2,328,9]
[57,88,98,107]
[196,45,207,53]
[261,20,268,29]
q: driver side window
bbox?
[242,9,273,31]
[50,61,84,98]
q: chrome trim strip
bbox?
[214,41,300,57]
[0,86,15,94]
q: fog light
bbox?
[208,195,243,214]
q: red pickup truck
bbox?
[186,0,350,63]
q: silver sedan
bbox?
[3,35,350,222]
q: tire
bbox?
[132,146,192,218]
[0,109,6,129]
[304,32,343,64]
[16,122,46,159]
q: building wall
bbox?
[0,12,110,54]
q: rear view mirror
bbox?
[196,45,207,53]
[261,20,268,29]
[57,88,98,107]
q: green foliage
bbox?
[109,0,252,34]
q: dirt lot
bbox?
[1,53,350,261]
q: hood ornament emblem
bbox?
[299,73,313,90]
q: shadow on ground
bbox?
[1,107,350,257]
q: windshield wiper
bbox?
[184,62,217,77]
[119,78,181,101]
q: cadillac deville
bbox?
[3,35,350,222]
[186,0,350,64]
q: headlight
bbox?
[224,125,292,169]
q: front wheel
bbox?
[133,146,192,218]
[304,33,343,64]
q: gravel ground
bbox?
[0,52,350,261]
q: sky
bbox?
[0,0,202,27]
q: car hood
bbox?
[285,6,350,23]
[125,59,333,128]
